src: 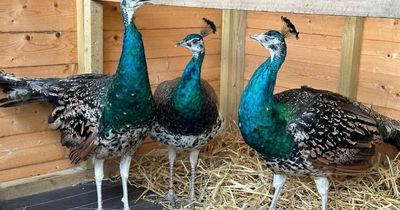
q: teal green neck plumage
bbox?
[101,14,155,131]
[239,43,294,159]
[172,51,205,117]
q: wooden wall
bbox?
[245,12,400,120]
[102,2,222,153]
[357,18,400,119]
[0,0,77,183]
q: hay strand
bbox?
[129,127,400,209]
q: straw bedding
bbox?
[127,127,400,209]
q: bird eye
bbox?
[192,39,198,44]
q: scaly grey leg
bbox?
[94,158,105,210]
[168,145,177,207]
[314,176,329,210]
[189,149,199,210]
[269,174,286,210]
[120,155,132,210]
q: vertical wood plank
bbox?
[78,0,104,74]
[77,0,85,74]
[338,16,364,99]
[220,10,247,124]
[77,0,105,171]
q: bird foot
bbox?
[167,190,179,208]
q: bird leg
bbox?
[314,177,329,210]
[269,174,286,210]
[94,158,105,210]
[120,155,132,210]
[189,149,199,210]
[167,145,177,207]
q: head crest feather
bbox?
[200,18,217,37]
[281,16,299,39]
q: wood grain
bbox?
[104,54,221,75]
[0,159,74,183]
[78,0,103,74]
[357,71,400,110]
[0,131,60,154]
[363,18,400,43]
[220,10,246,123]
[0,143,68,171]
[0,0,76,32]
[359,39,400,76]
[245,55,339,92]
[0,32,77,68]
[103,29,221,61]
[338,17,364,99]
[0,103,52,137]
[246,28,342,68]
[104,3,222,31]
[2,64,77,78]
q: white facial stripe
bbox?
[183,38,204,58]
[187,38,200,43]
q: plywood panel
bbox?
[0,159,73,182]
[245,28,342,68]
[0,0,76,32]
[0,32,77,68]
[103,29,221,61]
[104,3,222,30]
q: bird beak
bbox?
[250,34,264,42]
[176,40,186,47]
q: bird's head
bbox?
[176,34,205,57]
[176,18,216,58]
[250,16,299,60]
[120,0,150,25]
[251,30,286,54]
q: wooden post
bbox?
[338,17,364,99]
[77,0,104,170]
[77,0,104,74]
[220,10,247,124]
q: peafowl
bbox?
[238,17,400,210]
[150,18,223,209]
[0,0,155,209]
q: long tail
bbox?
[0,71,45,107]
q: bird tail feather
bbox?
[0,70,45,107]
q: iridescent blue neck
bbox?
[238,44,291,158]
[172,51,205,114]
[247,55,285,105]
[114,21,147,84]
[101,18,154,131]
